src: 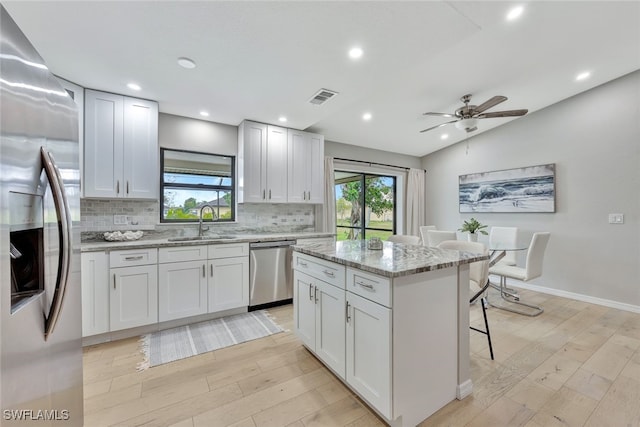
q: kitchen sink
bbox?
[167,235,237,242]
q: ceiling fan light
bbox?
[455,118,478,132]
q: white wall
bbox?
[158,113,237,155]
[325,140,422,169]
[421,70,640,310]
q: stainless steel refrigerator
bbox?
[1,5,83,425]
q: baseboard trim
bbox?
[492,277,640,314]
[456,379,473,400]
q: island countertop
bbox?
[293,240,488,278]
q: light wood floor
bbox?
[83,288,640,427]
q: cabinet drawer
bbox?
[208,242,249,259]
[346,268,391,308]
[110,248,157,267]
[159,245,207,263]
[293,253,345,289]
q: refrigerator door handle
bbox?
[41,148,72,341]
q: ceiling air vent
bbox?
[309,88,338,105]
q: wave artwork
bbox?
[459,164,555,213]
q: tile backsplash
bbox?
[80,199,316,233]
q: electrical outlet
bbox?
[608,213,624,224]
[113,214,128,225]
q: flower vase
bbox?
[468,233,478,242]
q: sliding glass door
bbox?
[335,171,396,241]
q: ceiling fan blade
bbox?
[476,109,528,118]
[419,119,458,133]
[474,96,507,114]
[423,112,454,118]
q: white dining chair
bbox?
[489,227,519,266]
[438,240,494,360]
[489,232,550,317]
[419,225,437,246]
[387,234,421,245]
[425,230,457,247]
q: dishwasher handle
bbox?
[249,240,296,249]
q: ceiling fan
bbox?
[420,94,528,134]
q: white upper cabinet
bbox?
[238,121,288,203]
[84,89,158,199]
[238,120,323,204]
[287,129,324,203]
[265,125,288,203]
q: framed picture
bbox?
[459,163,555,213]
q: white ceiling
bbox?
[4,1,640,157]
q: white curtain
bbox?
[405,168,426,236]
[320,156,336,233]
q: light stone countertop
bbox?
[292,240,489,278]
[81,231,335,252]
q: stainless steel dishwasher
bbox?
[249,240,296,310]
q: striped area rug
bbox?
[138,310,284,370]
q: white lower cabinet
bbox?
[81,252,109,337]
[109,248,158,332]
[110,264,158,331]
[158,246,208,322]
[295,253,462,426]
[158,260,208,322]
[293,271,316,349]
[346,291,392,419]
[79,242,248,337]
[314,279,346,377]
[294,252,393,420]
[293,259,346,379]
[208,256,249,312]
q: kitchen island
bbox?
[292,240,488,427]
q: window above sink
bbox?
[160,148,235,223]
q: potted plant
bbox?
[459,218,488,242]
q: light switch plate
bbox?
[608,213,624,224]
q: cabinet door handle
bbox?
[269,189,272,199]
[210,264,213,277]
[298,261,308,267]
[309,283,313,301]
[126,181,129,194]
[263,189,266,200]
[356,281,374,290]
[203,264,206,277]
[303,191,306,200]
[113,274,116,290]
[116,180,120,194]
[124,255,143,261]
[307,191,310,200]
[323,270,335,278]
[314,285,318,303]
[346,301,351,323]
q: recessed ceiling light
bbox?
[127,83,141,91]
[362,112,372,121]
[278,116,287,123]
[506,5,524,21]
[349,47,363,59]
[441,134,449,140]
[575,71,591,81]
[177,57,197,69]
[199,111,209,117]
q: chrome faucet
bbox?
[198,204,215,237]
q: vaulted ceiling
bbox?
[4,1,640,156]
